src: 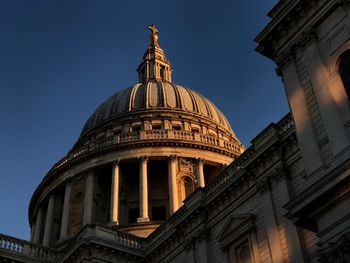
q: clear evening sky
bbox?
[0,0,286,240]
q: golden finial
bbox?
[147,24,159,45]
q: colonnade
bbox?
[31,156,206,245]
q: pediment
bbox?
[217,213,256,247]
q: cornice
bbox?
[256,0,342,61]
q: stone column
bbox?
[196,158,205,187]
[137,156,149,222]
[83,172,94,225]
[30,221,36,242]
[168,155,179,214]
[110,160,120,224]
[33,206,44,244]
[59,181,72,240]
[43,193,55,246]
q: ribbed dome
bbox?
[81,81,233,137]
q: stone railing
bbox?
[120,131,140,142]
[53,128,242,171]
[0,233,60,262]
[141,130,168,140]
[54,146,89,170]
[81,225,144,250]
[173,130,195,140]
[199,134,219,145]
[114,230,143,249]
[277,113,294,135]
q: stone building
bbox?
[1,0,350,262]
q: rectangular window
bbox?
[128,208,139,223]
[152,206,166,221]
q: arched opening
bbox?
[340,50,350,99]
[178,175,195,204]
[184,177,195,198]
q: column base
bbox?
[137,217,150,223]
[108,220,119,226]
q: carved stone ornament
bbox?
[318,232,350,263]
[179,158,193,172]
[296,26,318,49]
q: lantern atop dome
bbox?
[137,25,172,83]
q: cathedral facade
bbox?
[1,0,350,262]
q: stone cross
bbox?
[148,24,159,45]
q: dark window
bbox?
[152,124,161,130]
[132,126,141,132]
[128,208,139,223]
[173,125,182,131]
[184,177,194,198]
[340,50,350,99]
[160,66,166,79]
[152,206,166,221]
[192,127,200,132]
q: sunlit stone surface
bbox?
[2,2,350,262]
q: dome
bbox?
[29,25,245,243]
[80,81,234,139]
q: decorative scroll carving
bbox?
[178,158,193,173]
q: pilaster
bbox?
[257,177,284,263]
[282,58,323,174]
[303,35,349,156]
[83,172,94,225]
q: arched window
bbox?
[178,175,195,204]
[184,177,195,198]
[340,50,350,99]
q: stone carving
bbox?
[179,158,193,172]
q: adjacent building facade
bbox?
[1,0,350,262]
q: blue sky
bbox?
[0,0,287,240]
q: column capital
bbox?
[197,158,205,165]
[168,155,177,162]
[139,155,149,162]
[85,170,94,177]
[113,159,120,166]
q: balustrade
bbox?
[52,125,248,172]
[0,234,60,262]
